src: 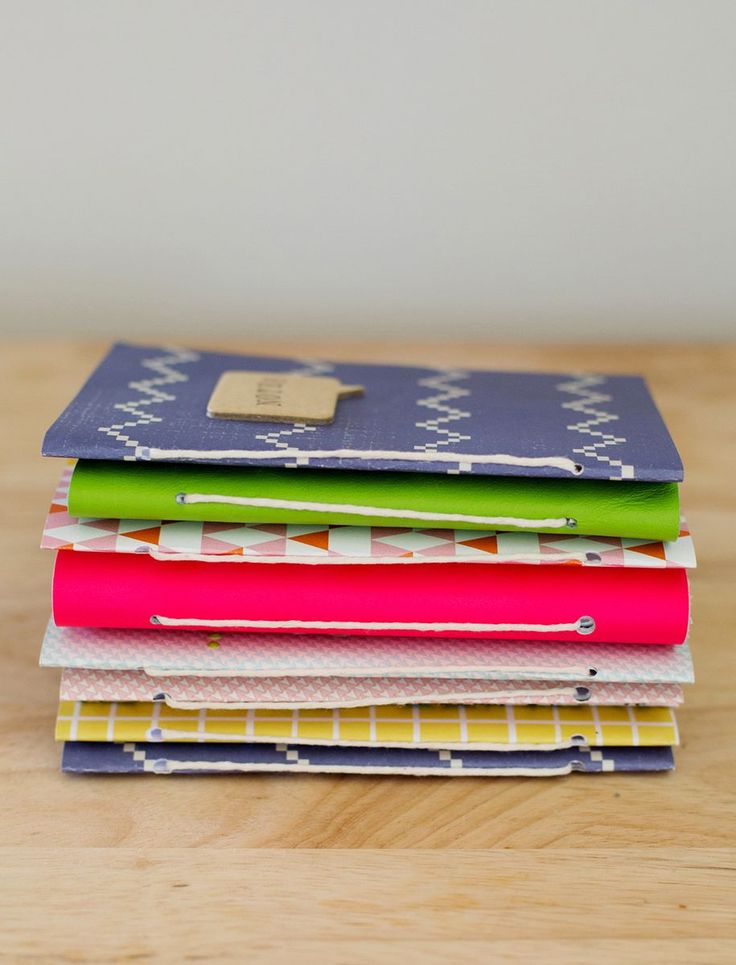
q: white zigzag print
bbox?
[413,371,471,457]
[556,374,634,479]
[254,359,335,466]
[97,348,200,457]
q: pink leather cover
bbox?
[52,552,689,644]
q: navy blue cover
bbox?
[61,741,674,775]
[42,343,682,481]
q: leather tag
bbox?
[207,371,364,424]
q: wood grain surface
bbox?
[1,340,734,963]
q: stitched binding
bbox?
[141,664,600,678]
[174,492,577,530]
[154,685,592,710]
[138,446,585,474]
[149,615,597,635]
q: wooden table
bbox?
[2,340,734,963]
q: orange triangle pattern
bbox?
[629,542,667,561]
[458,535,498,555]
[290,530,330,550]
[124,527,162,546]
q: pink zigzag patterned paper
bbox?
[42,467,696,568]
[59,667,684,708]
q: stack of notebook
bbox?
[40,343,694,776]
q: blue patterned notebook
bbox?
[42,343,682,481]
[61,741,674,775]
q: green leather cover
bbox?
[67,460,680,540]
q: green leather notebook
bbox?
[67,460,680,540]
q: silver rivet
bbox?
[575,686,591,702]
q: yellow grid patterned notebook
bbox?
[56,701,679,750]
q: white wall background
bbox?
[1,1,735,340]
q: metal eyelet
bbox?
[577,616,596,635]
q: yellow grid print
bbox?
[56,701,679,750]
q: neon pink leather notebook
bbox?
[52,552,689,644]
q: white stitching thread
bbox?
[138,446,582,473]
[175,491,574,529]
[150,615,596,635]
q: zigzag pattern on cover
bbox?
[61,741,675,776]
[413,371,471,453]
[556,374,634,479]
[42,343,684,480]
[96,349,200,453]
